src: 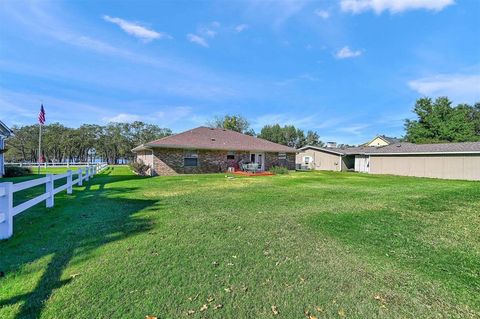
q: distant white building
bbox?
[0,120,13,177]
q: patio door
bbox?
[250,153,265,170]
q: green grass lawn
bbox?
[1,166,479,318]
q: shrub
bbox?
[4,166,32,177]
[129,160,150,176]
[269,166,289,175]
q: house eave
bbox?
[142,143,296,153]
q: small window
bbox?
[303,156,311,164]
[184,150,198,167]
[278,153,286,160]
[227,151,235,160]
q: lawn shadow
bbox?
[0,168,159,319]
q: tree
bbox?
[258,124,307,148]
[209,115,251,133]
[404,97,480,143]
[305,130,324,147]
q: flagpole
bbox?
[38,122,42,175]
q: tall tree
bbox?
[258,124,307,148]
[405,97,480,143]
[210,115,251,133]
[305,130,324,147]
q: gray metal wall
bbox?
[369,154,480,181]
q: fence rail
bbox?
[0,162,108,239]
[6,162,101,168]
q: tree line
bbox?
[5,122,171,164]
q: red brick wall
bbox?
[150,148,295,176]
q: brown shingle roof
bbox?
[298,145,374,155]
[299,142,480,155]
[366,142,480,154]
[133,126,296,153]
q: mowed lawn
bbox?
[0,166,479,318]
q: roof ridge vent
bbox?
[211,138,216,141]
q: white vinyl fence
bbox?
[0,162,108,239]
[6,162,101,168]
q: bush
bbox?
[269,166,289,175]
[4,166,32,177]
[129,160,150,176]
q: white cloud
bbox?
[103,15,171,41]
[235,24,249,32]
[105,113,142,123]
[335,46,363,59]
[314,9,330,19]
[337,124,369,135]
[408,74,480,103]
[340,0,455,14]
[187,33,209,47]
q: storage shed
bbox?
[366,142,480,181]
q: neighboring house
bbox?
[132,126,296,176]
[0,120,14,177]
[363,135,400,147]
[296,145,372,172]
[297,142,480,181]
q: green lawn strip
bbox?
[0,168,479,318]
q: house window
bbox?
[227,151,235,160]
[303,156,311,164]
[184,150,198,167]
[278,153,286,160]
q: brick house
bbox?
[132,126,296,176]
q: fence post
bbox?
[85,166,90,181]
[78,168,83,186]
[67,170,73,194]
[46,174,54,208]
[0,182,14,240]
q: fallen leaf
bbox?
[186,309,195,315]
[309,316,318,319]
[207,297,214,303]
[200,304,208,312]
[214,304,223,310]
[224,287,232,293]
[338,308,346,318]
[145,316,158,319]
[315,306,323,312]
[70,273,81,278]
[271,305,279,315]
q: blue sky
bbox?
[1,0,479,145]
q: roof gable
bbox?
[134,127,296,153]
[0,120,13,137]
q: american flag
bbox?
[38,104,46,124]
